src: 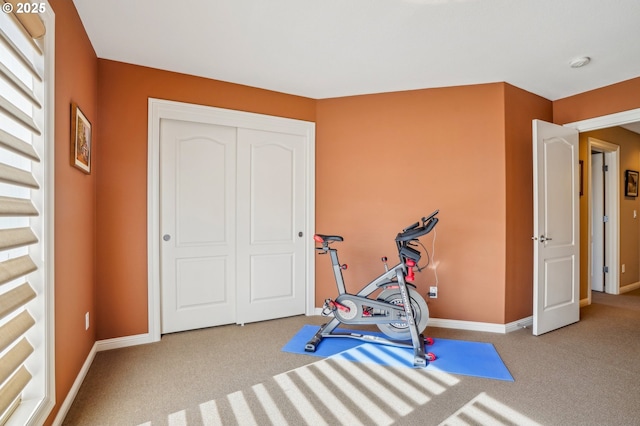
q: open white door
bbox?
[532,120,580,335]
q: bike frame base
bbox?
[305,317,428,368]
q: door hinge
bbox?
[603,164,609,172]
[603,266,609,273]
[603,215,609,223]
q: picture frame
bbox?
[71,102,91,174]
[625,169,639,197]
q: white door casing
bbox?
[591,152,605,292]
[160,120,237,333]
[148,99,315,339]
[532,120,580,335]
[587,138,620,298]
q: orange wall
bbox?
[96,72,551,340]
[316,84,509,323]
[91,71,640,337]
[95,60,316,339]
[46,1,98,424]
[553,77,640,124]
[504,85,553,322]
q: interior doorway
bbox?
[588,138,620,297]
[566,110,640,304]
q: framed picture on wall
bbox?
[625,170,639,197]
[71,102,92,174]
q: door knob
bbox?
[163,234,171,241]
[540,235,552,242]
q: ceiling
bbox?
[622,122,640,134]
[72,0,640,101]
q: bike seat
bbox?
[314,234,344,243]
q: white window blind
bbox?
[0,3,54,425]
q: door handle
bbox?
[539,235,552,242]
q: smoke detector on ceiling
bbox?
[569,56,591,68]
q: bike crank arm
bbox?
[333,295,409,325]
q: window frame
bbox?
[0,3,55,425]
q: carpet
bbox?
[282,325,514,382]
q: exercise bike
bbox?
[305,210,439,367]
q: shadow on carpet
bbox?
[282,325,514,382]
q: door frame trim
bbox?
[564,108,640,133]
[564,107,640,301]
[147,98,316,341]
[587,138,620,300]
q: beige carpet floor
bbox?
[63,289,640,425]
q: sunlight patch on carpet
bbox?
[151,355,543,425]
[151,350,461,426]
[439,392,543,426]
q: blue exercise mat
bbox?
[282,325,514,382]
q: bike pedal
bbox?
[321,299,336,316]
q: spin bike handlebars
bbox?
[395,210,439,242]
[314,210,439,248]
[394,210,439,282]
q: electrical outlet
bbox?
[85,312,90,330]
[429,286,438,298]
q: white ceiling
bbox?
[72,0,640,101]
[622,122,640,134]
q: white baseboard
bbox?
[95,332,157,352]
[428,316,533,334]
[505,316,533,333]
[53,333,158,425]
[620,281,640,294]
[52,342,97,426]
[310,310,532,334]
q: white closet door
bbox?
[160,119,237,333]
[236,128,307,324]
